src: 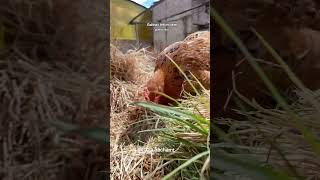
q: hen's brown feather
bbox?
[144,31,210,105]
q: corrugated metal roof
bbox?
[130,0,209,24]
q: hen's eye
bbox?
[174,75,183,79]
[184,71,192,78]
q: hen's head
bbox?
[143,86,161,103]
[143,66,187,105]
[143,70,167,104]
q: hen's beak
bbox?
[154,95,161,103]
[143,87,150,101]
[144,87,161,103]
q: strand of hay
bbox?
[215,89,320,178]
[110,43,155,139]
[110,44,154,84]
[110,44,166,179]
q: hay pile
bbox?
[0,55,107,180]
[110,44,154,138]
[110,44,154,83]
[214,90,320,178]
[110,45,169,179]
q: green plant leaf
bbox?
[49,120,109,144]
[70,127,109,144]
[132,102,209,135]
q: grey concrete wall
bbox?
[192,0,209,25]
[152,0,192,22]
[152,0,193,52]
[151,0,209,52]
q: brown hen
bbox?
[144,31,210,105]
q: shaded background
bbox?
[0,0,109,179]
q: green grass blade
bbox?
[49,120,109,144]
[165,54,200,96]
[133,102,208,135]
[212,150,297,180]
[151,91,182,106]
[162,150,210,180]
[70,127,109,144]
[252,28,320,114]
[211,7,320,156]
[133,101,209,125]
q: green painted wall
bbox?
[110,0,152,42]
